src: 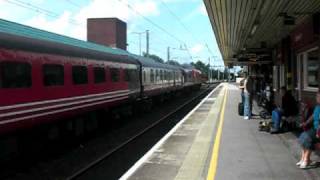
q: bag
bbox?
[238,102,244,116]
[317,128,320,138]
[259,120,272,132]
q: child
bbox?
[297,90,320,169]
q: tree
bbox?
[166,60,180,66]
[191,60,209,75]
[143,53,164,63]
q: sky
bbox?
[0,0,225,68]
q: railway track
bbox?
[66,83,218,180]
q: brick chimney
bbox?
[87,18,127,50]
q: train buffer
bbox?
[120,83,320,180]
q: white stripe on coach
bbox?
[0,96,129,125]
[0,89,130,111]
[0,92,130,118]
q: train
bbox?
[0,19,202,135]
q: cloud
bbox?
[199,3,207,16]
[133,0,159,16]
[24,11,72,36]
[20,0,161,40]
[191,44,204,54]
[73,0,130,23]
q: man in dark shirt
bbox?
[270,87,298,133]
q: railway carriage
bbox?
[0,19,202,135]
[182,67,202,89]
[132,55,183,97]
[0,19,140,134]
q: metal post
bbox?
[167,47,170,61]
[208,57,211,83]
[138,33,142,56]
[228,68,230,82]
[222,67,225,80]
[132,31,146,56]
[146,30,149,57]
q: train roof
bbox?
[129,54,180,70]
[0,19,138,64]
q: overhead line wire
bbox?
[160,0,215,57]
[4,0,83,26]
[117,0,185,45]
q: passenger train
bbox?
[0,19,202,135]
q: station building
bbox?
[204,0,320,105]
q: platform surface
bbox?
[121,83,317,180]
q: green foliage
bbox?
[166,60,180,66]
[190,60,209,75]
[143,53,164,63]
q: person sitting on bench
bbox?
[270,87,298,133]
[297,90,320,169]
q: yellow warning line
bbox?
[206,87,228,180]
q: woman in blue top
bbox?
[297,91,320,169]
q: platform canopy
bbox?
[204,0,320,65]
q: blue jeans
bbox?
[244,92,251,118]
[241,91,245,104]
[272,108,282,130]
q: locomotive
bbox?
[0,19,202,135]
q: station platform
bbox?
[120,83,320,180]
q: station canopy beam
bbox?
[203,0,320,65]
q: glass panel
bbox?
[124,69,131,82]
[110,68,120,82]
[72,66,88,84]
[306,49,319,88]
[43,64,64,86]
[0,61,31,88]
[150,69,154,83]
[94,67,105,84]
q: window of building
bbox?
[303,48,319,90]
[0,61,31,88]
[110,68,120,82]
[72,66,88,85]
[94,67,105,84]
[43,64,64,86]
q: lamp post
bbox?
[132,30,149,56]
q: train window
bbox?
[128,69,138,82]
[94,67,105,84]
[150,69,154,83]
[160,70,163,80]
[72,66,88,85]
[0,61,31,88]
[143,70,146,82]
[110,68,120,82]
[43,64,64,86]
[156,70,159,82]
[124,69,130,82]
